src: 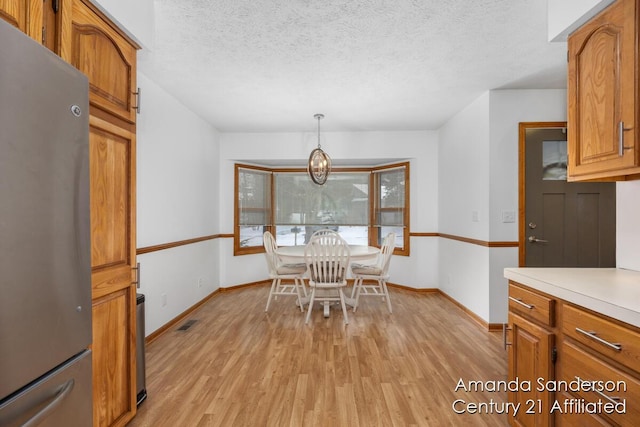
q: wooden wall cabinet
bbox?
[61,1,139,426]
[0,0,66,52]
[567,0,640,181]
[507,283,556,427]
[1,1,140,426]
[0,0,41,41]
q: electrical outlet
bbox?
[471,210,479,222]
[161,293,167,307]
[197,277,203,288]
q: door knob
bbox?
[528,236,548,243]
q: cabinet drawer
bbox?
[560,341,640,426]
[555,391,611,426]
[508,283,555,327]
[563,304,640,373]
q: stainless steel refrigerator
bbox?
[0,20,93,426]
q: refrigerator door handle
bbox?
[22,379,75,427]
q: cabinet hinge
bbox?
[551,347,557,364]
[52,0,60,13]
[42,26,45,44]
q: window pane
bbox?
[238,168,271,225]
[374,167,406,226]
[275,225,368,246]
[373,164,407,250]
[274,172,369,226]
[379,209,404,226]
[379,168,405,209]
[542,140,567,181]
[380,226,404,249]
[239,226,265,248]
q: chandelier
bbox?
[307,113,331,185]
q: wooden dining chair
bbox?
[263,231,308,312]
[304,233,351,324]
[350,232,395,313]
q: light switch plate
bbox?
[502,210,516,223]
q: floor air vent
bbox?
[177,319,197,331]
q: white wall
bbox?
[92,0,154,48]
[547,0,614,42]
[438,93,491,319]
[218,130,440,290]
[439,93,491,240]
[439,89,567,324]
[136,72,220,334]
[487,90,566,323]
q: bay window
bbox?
[234,162,409,255]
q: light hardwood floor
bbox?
[128,286,509,426]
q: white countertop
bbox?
[504,268,640,328]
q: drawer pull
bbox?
[575,376,621,405]
[575,328,622,352]
[508,296,534,310]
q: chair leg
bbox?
[305,288,316,324]
[300,277,308,297]
[350,277,358,299]
[381,279,392,313]
[338,288,349,324]
[265,278,278,312]
[294,277,304,312]
[353,277,363,312]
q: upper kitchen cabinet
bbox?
[567,0,640,181]
[0,0,67,53]
[60,0,140,124]
[0,0,41,41]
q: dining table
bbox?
[276,244,380,317]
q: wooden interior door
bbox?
[519,123,616,267]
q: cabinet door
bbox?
[61,0,139,124]
[92,287,136,427]
[0,0,42,41]
[508,313,554,427]
[567,0,639,180]
[89,114,137,427]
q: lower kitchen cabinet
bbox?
[507,279,640,426]
[507,283,556,427]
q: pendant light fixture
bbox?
[308,113,331,185]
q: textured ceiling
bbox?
[138,0,567,132]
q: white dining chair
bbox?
[263,231,308,312]
[309,228,339,239]
[304,233,351,324]
[350,232,395,313]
